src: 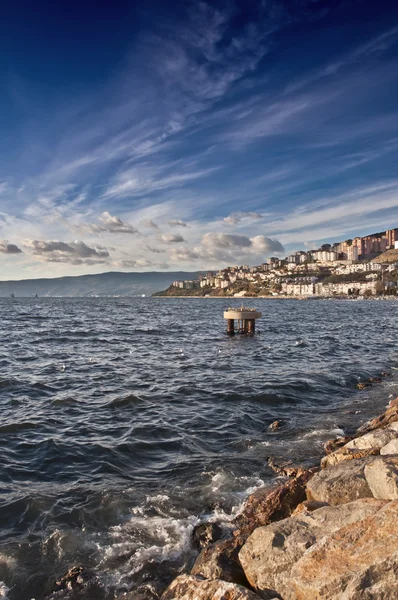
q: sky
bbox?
[0,0,398,279]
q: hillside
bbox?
[0,271,202,297]
[373,249,398,264]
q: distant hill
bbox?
[0,271,202,297]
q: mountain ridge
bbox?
[0,271,202,297]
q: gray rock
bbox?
[306,458,373,505]
[345,428,398,451]
[160,574,262,600]
[364,456,398,499]
[380,438,398,455]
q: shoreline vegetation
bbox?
[54,374,398,599]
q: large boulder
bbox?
[239,518,317,599]
[364,456,398,500]
[344,428,398,451]
[380,438,398,455]
[305,458,373,505]
[160,574,262,600]
[239,498,386,600]
[291,501,398,599]
[233,469,315,537]
[191,535,248,586]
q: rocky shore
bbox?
[49,394,398,600]
[155,395,398,600]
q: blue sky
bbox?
[0,0,398,278]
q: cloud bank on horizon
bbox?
[0,0,398,278]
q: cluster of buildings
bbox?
[170,228,398,297]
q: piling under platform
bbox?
[223,308,262,335]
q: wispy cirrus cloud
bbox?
[1,1,398,277]
[168,219,187,227]
[224,211,263,226]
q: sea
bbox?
[0,297,397,599]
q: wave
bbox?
[106,394,143,409]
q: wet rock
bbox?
[368,376,382,383]
[356,396,398,435]
[233,469,316,537]
[380,438,398,455]
[269,420,282,431]
[267,457,306,478]
[306,458,374,505]
[321,446,379,469]
[192,522,223,550]
[291,501,398,599]
[356,382,369,390]
[122,581,165,599]
[364,456,398,499]
[239,498,386,600]
[160,574,262,600]
[53,566,91,591]
[344,427,398,451]
[323,435,352,455]
[191,535,248,586]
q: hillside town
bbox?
[157,228,398,298]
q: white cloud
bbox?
[82,212,139,235]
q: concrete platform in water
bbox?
[223,306,262,335]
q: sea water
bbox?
[0,297,397,599]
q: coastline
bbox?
[47,371,398,599]
[151,294,398,300]
[155,380,398,600]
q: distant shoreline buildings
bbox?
[167,227,398,298]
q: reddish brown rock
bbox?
[239,498,386,600]
[269,420,282,431]
[160,574,262,600]
[291,501,398,599]
[233,469,316,537]
[192,522,223,550]
[191,535,248,586]
[323,435,352,455]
